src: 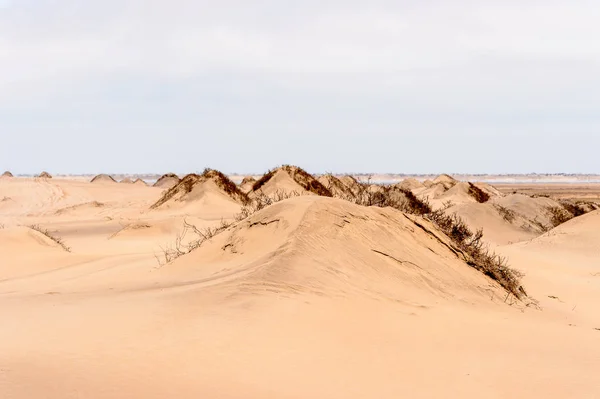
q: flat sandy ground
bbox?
[1,176,599,398]
[495,183,600,202]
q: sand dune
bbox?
[250,165,332,198]
[37,171,52,179]
[90,174,117,184]
[133,178,148,186]
[150,170,248,220]
[153,173,180,189]
[239,176,256,193]
[156,196,506,304]
[0,170,599,398]
[317,174,356,199]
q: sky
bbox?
[1,0,599,175]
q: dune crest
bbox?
[37,171,52,179]
[251,165,332,197]
[152,169,249,209]
[153,173,180,189]
[90,174,117,184]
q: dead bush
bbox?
[29,224,71,252]
[468,183,490,203]
[547,205,574,227]
[155,189,300,266]
[494,204,516,223]
[560,201,587,218]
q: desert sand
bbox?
[1,170,599,398]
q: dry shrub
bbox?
[494,204,516,223]
[29,224,70,252]
[547,205,574,227]
[320,174,356,199]
[545,200,593,229]
[156,189,300,265]
[560,201,587,217]
[252,169,276,191]
[468,183,490,203]
[398,188,432,215]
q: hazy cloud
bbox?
[1,1,598,173]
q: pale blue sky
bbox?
[1,0,599,174]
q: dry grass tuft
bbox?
[29,224,71,252]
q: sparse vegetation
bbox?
[351,185,525,298]
[547,205,575,227]
[560,201,587,218]
[29,224,71,252]
[494,204,516,223]
[156,190,300,265]
[468,183,490,203]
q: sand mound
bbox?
[133,178,148,186]
[530,209,600,251]
[317,174,356,199]
[91,174,117,184]
[239,176,256,193]
[433,174,458,190]
[251,165,332,198]
[153,173,180,189]
[395,178,424,191]
[37,171,52,179]
[472,182,503,198]
[445,192,579,245]
[162,196,508,303]
[120,178,133,184]
[0,226,74,279]
[2,171,13,178]
[436,182,487,206]
[152,169,249,209]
